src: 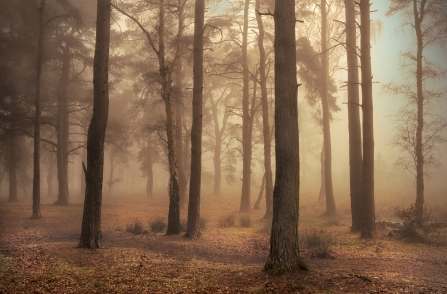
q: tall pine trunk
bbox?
[320,0,336,216]
[360,0,375,239]
[79,0,111,248]
[414,0,424,223]
[31,0,45,219]
[264,0,308,273]
[240,0,251,212]
[255,0,273,219]
[185,0,205,238]
[345,0,363,232]
[175,60,187,209]
[54,45,70,205]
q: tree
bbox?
[359,0,375,238]
[113,0,186,235]
[344,0,362,232]
[320,0,336,216]
[185,0,205,238]
[264,0,308,273]
[79,0,111,248]
[240,0,252,213]
[386,0,447,223]
[31,0,45,219]
[255,0,273,219]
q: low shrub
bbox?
[126,220,145,235]
[218,213,236,228]
[149,218,166,233]
[301,230,333,258]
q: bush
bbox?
[239,214,252,227]
[301,230,332,258]
[218,213,236,228]
[179,219,187,232]
[149,218,166,233]
[256,219,272,234]
[126,220,145,235]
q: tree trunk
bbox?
[318,145,325,204]
[31,0,45,219]
[185,0,205,238]
[79,0,111,249]
[155,0,181,235]
[360,0,375,239]
[264,0,308,273]
[47,152,55,198]
[253,172,265,210]
[54,44,70,206]
[240,0,251,213]
[321,0,336,216]
[80,134,86,197]
[146,131,154,198]
[8,136,18,202]
[414,0,425,223]
[255,0,273,219]
[345,0,363,232]
[175,59,187,209]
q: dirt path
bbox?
[1,196,446,293]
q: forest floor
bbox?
[1,194,447,293]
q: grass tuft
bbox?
[301,230,333,258]
[149,218,166,233]
[218,213,236,228]
[126,220,145,235]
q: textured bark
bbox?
[360,0,375,239]
[79,0,111,249]
[345,0,363,232]
[240,0,251,213]
[54,44,70,206]
[31,0,45,219]
[79,134,86,197]
[413,0,425,224]
[255,0,273,219]
[320,0,336,216]
[264,0,308,273]
[185,0,204,239]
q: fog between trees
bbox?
[1,0,447,270]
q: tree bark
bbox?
[31,0,45,219]
[360,0,375,239]
[175,59,187,209]
[345,0,363,232]
[146,131,154,198]
[413,0,425,223]
[255,0,273,219]
[79,0,111,249]
[54,44,70,206]
[318,145,325,204]
[240,0,251,213]
[321,0,336,216]
[185,0,205,238]
[264,0,308,273]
